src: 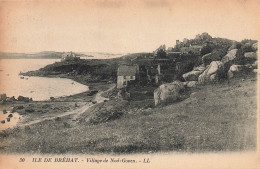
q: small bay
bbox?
[0,59,89,101]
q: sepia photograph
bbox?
[0,0,259,169]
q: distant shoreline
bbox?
[0,58,61,59]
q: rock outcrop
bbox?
[198,61,225,84]
[185,81,198,88]
[182,65,205,81]
[182,70,203,81]
[227,64,252,79]
[17,96,31,102]
[195,32,212,40]
[202,53,221,66]
[193,65,206,72]
[252,42,258,51]
[244,52,257,60]
[6,96,17,102]
[154,81,184,106]
[221,49,238,64]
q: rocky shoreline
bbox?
[0,79,115,131]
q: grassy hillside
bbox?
[0,74,256,154]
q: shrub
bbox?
[89,110,123,125]
[156,49,167,58]
[201,45,212,55]
[241,43,254,54]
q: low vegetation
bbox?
[0,75,256,154]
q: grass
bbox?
[0,75,257,154]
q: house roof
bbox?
[117,65,137,76]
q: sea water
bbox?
[0,59,89,101]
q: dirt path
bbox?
[93,83,115,103]
[71,83,116,119]
[17,84,116,127]
[18,103,92,127]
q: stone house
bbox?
[117,65,139,89]
[61,51,80,62]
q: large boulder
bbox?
[193,65,206,72]
[227,64,252,79]
[252,60,258,69]
[252,42,258,51]
[17,96,30,102]
[185,81,198,88]
[198,61,225,84]
[6,96,17,102]
[182,65,205,81]
[154,81,184,106]
[202,53,221,66]
[241,42,255,53]
[221,49,238,64]
[195,32,212,40]
[244,52,257,60]
[182,70,203,81]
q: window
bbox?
[130,76,133,79]
[123,76,126,79]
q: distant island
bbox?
[0,51,95,59]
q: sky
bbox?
[0,0,260,54]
